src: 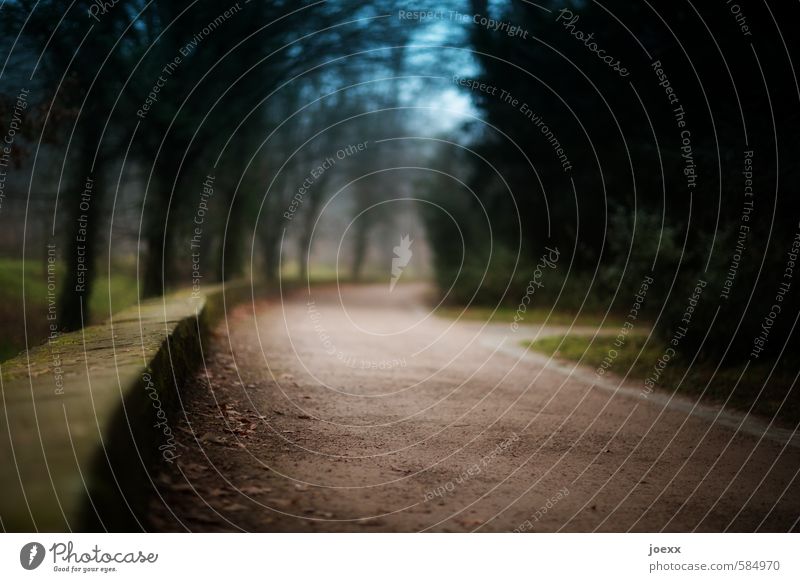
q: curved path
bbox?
[149,283,800,532]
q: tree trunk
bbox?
[350,220,368,282]
[142,200,167,298]
[298,228,310,282]
[57,120,103,331]
[142,153,181,298]
[262,227,280,283]
[298,195,320,282]
[218,187,245,281]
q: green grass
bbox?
[436,305,625,327]
[0,258,49,299]
[522,332,664,377]
[88,273,141,322]
[523,332,800,425]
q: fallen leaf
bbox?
[215,486,238,496]
[181,463,209,477]
[199,432,228,445]
[222,503,249,511]
[240,485,272,495]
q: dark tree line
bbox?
[5,0,800,367]
[423,0,800,362]
[2,0,412,331]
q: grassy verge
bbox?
[436,305,625,328]
[522,333,663,378]
[523,333,799,425]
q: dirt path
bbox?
[148,283,800,532]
